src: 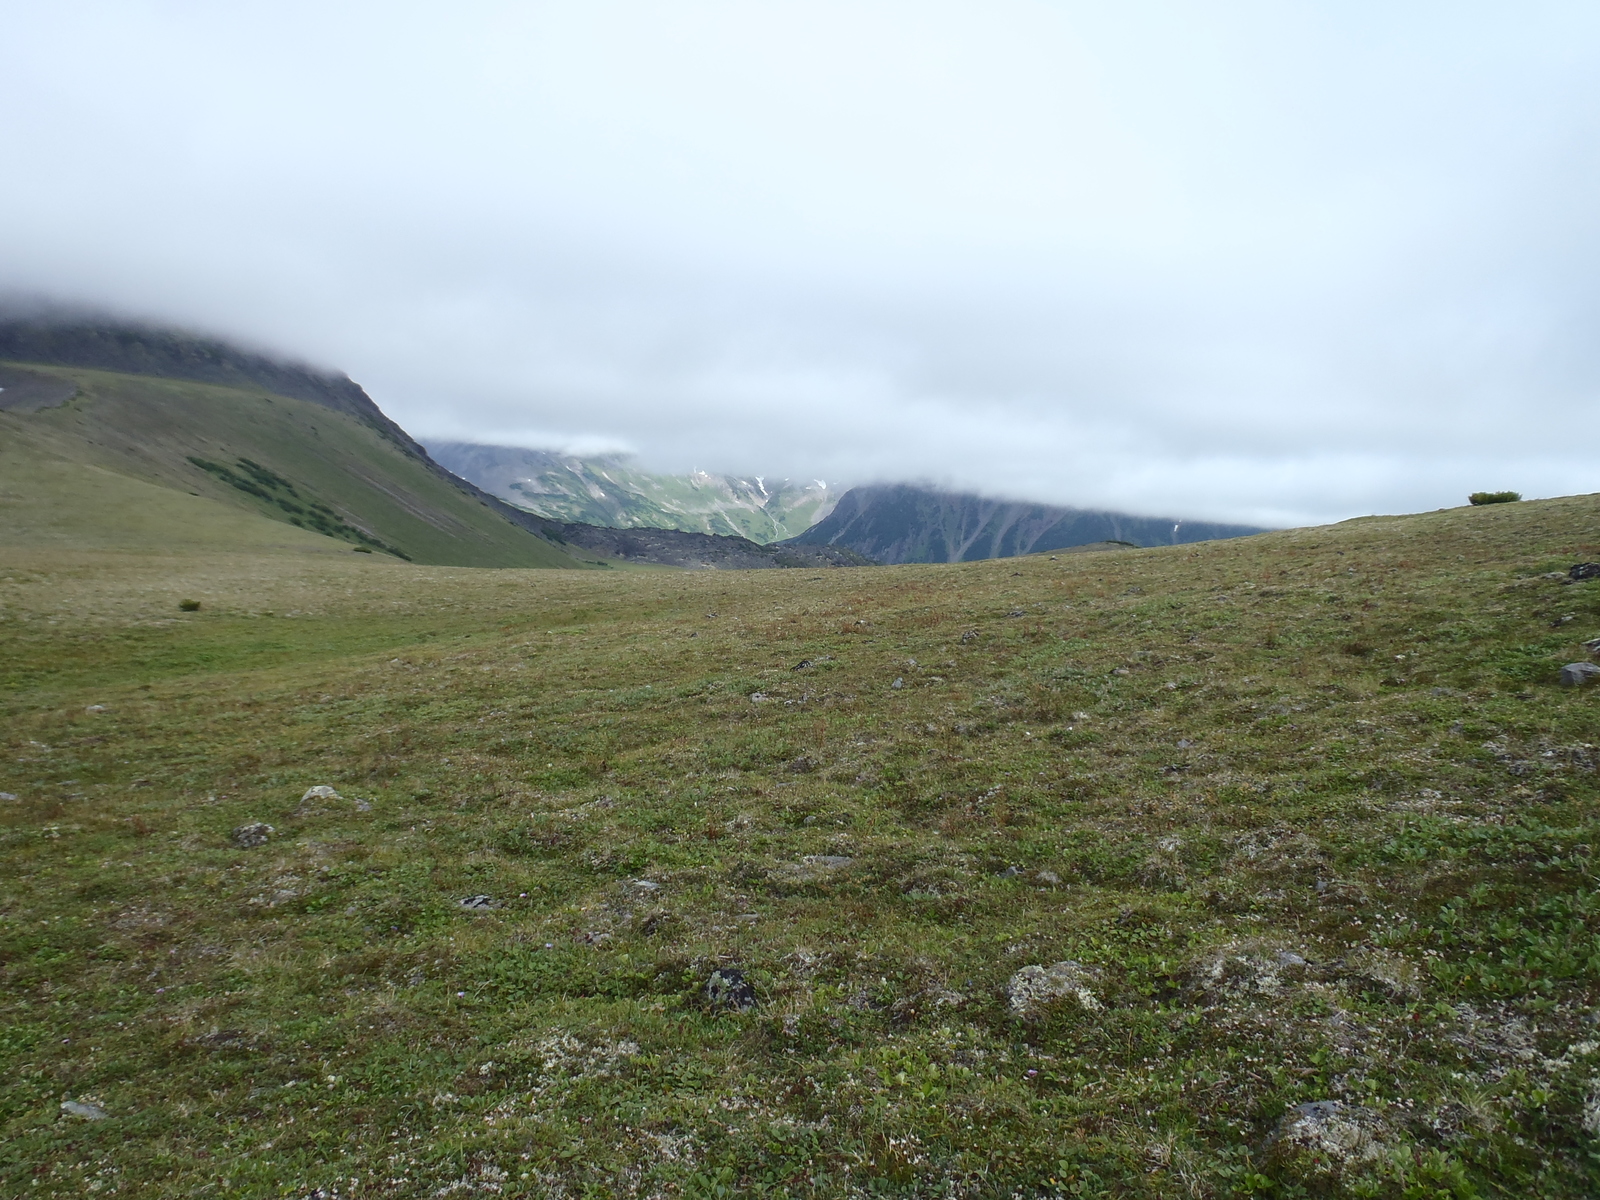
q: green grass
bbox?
[0,362,580,568]
[5,495,1600,1196]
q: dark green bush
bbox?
[177,598,201,612]
[1469,491,1521,505]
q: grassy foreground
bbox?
[4,496,1600,1198]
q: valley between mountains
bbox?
[4,322,1600,1198]
[5,487,1600,1197]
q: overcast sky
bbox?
[5,1,1599,526]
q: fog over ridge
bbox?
[4,1,1598,528]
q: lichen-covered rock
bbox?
[1583,1077,1600,1136]
[300,785,340,802]
[706,967,757,1011]
[1270,1100,1387,1172]
[1187,944,1311,1002]
[60,1099,109,1120]
[1005,961,1100,1017]
[229,822,273,849]
[1340,948,1422,1000]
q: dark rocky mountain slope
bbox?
[784,483,1265,564]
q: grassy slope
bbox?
[0,363,580,568]
[4,496,1600,1196]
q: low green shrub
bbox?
[1469,490,1521,505]
[177,598,201,611]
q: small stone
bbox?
[802,855,853,869]
[195,1029,249,1049]
[352,798,372,812]
[792,658,813,670]
[734,913,759,923]
[1006,962,1101,1017]
[785,755,818,773]
[1036,870,1062,885]
[458,895,496,910]
[960,630,978,644]
[749,692,769,702]
[891,677,903,689]
[300,785,341,802]
[1111,667,1130,676]
[1176,739,1192,748]
[60,1100,109,1120]
[1585,636,1600,654]
[1008,609,1026,618]
[0,792,17,802]
[999,865,1024,878]
[229,822,273,848]
[706,966,757,1011]
[630,879,661,892]
[85,704,107,714]
[1570,563,1600,582]
[1561,662,1600,687]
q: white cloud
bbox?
[4,0,1599,525]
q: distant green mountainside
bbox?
[0,354,584,568]
[429,441,839,544]
[785,482,1267,563]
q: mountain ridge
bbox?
[785,482,1266,563]
[0,316,870,571]
[428,441,838,544]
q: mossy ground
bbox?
[5,496,1600,1197]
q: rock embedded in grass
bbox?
[300,784,340,802]
[1186,944,1312,1002]
[1005,961,1101,1017]
[1268,1100,1388,1172]
[60,1099,109,1120]
[1560,662,1600,687]
[706,967,757,1011]
[229,822,273,848]
[458,895,496,911]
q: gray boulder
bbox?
[1560,662,1600,687]
[1005,961,1101,1017]
[60,1099,109,1120]
[1270,1100,1387,1169]
[706,967,757,1011]
[229,822,273,848]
